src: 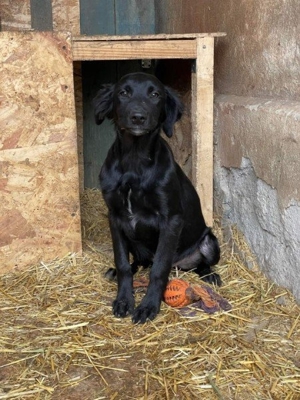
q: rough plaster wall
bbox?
[217,157,300,302]
[156,0,300,302]
[215,95,300,209]
[214,94,300,302]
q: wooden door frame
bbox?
[72,33,225,225]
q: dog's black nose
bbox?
[131,113,146,125]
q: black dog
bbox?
[93,72,220,323]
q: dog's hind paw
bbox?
[105,267,117,281]
[201,272,222,287]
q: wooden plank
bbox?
[52,0,80,35]
[0,31,81,272]
[72,39,197,60]
[80,0,115,35]
[73,33,226,41]
[191,37,214,226]
[30,0,53,30]
[115,0,155,35]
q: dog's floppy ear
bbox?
[92,84,115,125]
[162,87,184,138]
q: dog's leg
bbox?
[172,230,222,286]
[132,215,183,323]
[109,216,135,318]
[195,230,221,286]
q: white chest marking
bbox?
[127,188,133,214]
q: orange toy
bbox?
[133,277,232,313]
[163,279,191,307]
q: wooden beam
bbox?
[72,33,219,223]
[191,36,214,226]
[72,39,197,60]
[72,33,226,41]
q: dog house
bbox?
[0,31,224,271]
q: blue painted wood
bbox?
[30,0,53,31]
[82,61,117,189]
[115,0,155,34]
[80,0,115,35]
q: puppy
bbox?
[93,72,220,323]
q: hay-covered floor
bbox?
[0,189,299,400]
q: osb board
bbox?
[52,0,80,35]
[0,31,81,272]
[0,0,80,34]
[0,0,31,31]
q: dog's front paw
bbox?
[132,299,161,324]
[113,295,135,318]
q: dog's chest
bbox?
[123,186,144,216]
[120,185,159,230]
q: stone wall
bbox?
[156,0,300,302]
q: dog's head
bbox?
[92,72,183,138]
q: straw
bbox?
[0,188,299,399]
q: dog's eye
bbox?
[119,90,129,97]
[150,91,160,98]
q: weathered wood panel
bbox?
[0,31,81,272]
[80,0,155,35]
[1,0,31,31]
[80,0,115,35]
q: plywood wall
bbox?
[52,0,80,34]
[1,0,31,31]
[0,31,82,272]
[1,0,80,34]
